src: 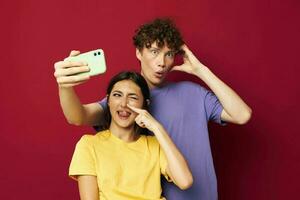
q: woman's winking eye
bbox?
[129,95,139,100]
[111,91,139,101]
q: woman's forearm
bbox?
[152,124,193,190]
[78,175,99,200]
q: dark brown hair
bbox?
[99,71,150,135]
[133,18,184,53]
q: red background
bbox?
[1,0,299,199]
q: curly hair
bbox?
[133,18,184,53]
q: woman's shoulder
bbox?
[144,135,160,147]
[78,130,110,145]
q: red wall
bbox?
[1,0,299,199]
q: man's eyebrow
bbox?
[149,47,175,54]
[167,50,176,53]
[149,47,160,50]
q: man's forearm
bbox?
[195,66,252,124]
[59,87,87,125]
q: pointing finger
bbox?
[127,104,143,114]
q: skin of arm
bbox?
[77,175,99,200]
[127,105,193,190]
[58,87,104,126]
[172,45,252,125]
[54,50,105,126]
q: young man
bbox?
[54,18,252,199]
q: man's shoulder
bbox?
[165,81,207,93]
[171,81,198,87]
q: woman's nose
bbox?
[120,97,128,107]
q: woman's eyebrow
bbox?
[128,93,139,96]
[111,90,122,94]
[112,91,138,96]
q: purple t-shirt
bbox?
[100,81,224,200]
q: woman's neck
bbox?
[109,123,140,142]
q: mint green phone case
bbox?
[65,49,106,76]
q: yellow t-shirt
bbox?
[69,130,171,200]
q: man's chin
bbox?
[153,76,166,85]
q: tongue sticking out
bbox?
[118,111,131,118]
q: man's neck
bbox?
[140,71,164,89]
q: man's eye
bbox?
[166,52,175,58]
[112,93,121,97]
[151,50,158,54]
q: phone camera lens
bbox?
[98,52,101,55]
[94,53,97,56]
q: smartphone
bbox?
[65,49,107,76]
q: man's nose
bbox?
[157,54,166,68]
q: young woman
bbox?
[69,71,193,200]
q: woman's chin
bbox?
[115,120,135,129]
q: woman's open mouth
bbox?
[117,110,131,120]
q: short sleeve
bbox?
[94,97,108,131]
[69,135,96,180]
[159,147,172,182]
[99,97,107,111]
[204,90,226,125]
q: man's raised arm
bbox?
[54,50,104,126]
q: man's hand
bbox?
[54,50,91,88]
[171,44,206,76]
[173,46,252,125]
